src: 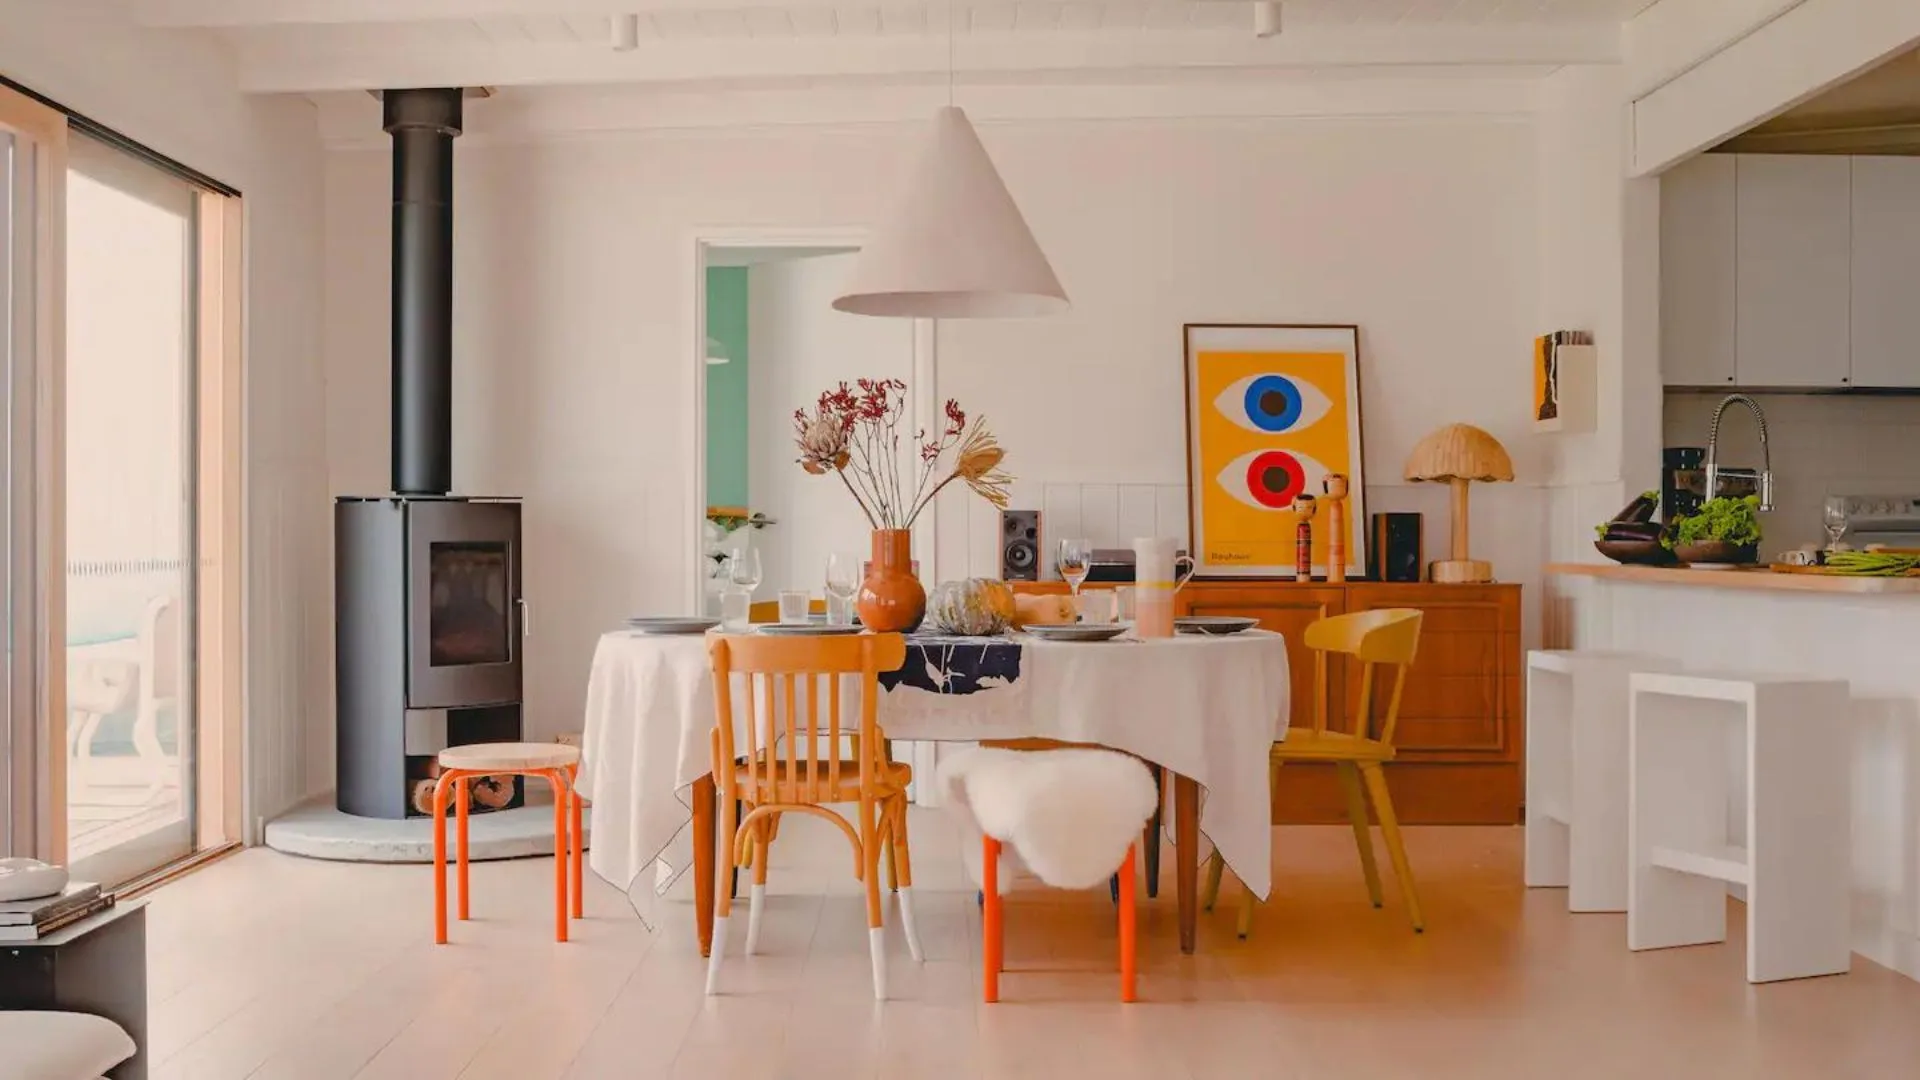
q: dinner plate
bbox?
[755,623,863,637]
[625,617,721,635]
[1175,616,1260,636]
[1023,623,1130,643]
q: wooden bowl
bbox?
[1673,540,1759,567]
[1594,539,1675,566]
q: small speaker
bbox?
[1370,513,1422,583]
[1001,509,1040,581]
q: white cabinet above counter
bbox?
[1662,153,1920,391]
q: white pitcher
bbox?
[1132,537,1196,638]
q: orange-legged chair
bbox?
[432,742,584,944]
[983,837,1141,1003]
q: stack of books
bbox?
[0,881,112,942]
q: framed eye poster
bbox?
[1183,324,1366,579]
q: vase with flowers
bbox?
[795,378,1011,631]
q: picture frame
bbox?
[1182,323,1366,579]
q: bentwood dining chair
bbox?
[1203,608,1427,937]
[705,631,923,999]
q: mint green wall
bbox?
[705,267,750,509]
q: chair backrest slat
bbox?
[806,675,820,803]
[783,674,798,803]
[1301,609,1423,749]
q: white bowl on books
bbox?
[0,858,68,903]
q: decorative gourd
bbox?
[1012,593,1078,629]
[926,578,1016,636]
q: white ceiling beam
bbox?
[1624,0,1806,101]
[129,0,1241,29]
[235,25,1620,94]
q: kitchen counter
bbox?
[1549,562,1920,594]
[1549,561,1920,983]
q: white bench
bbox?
[0,1011,135,1080]
[1525,650,1677,912]
[1628,672,1851,983]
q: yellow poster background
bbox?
[1195,349,1358,571]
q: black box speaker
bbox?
[1001,509,1040,581]
[1370,513,1422,583]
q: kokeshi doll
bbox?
[1323,474,1350,583]
[1291,494,1318,579]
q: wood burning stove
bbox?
[335,88,528,819]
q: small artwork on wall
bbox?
[1183,323,1366,578]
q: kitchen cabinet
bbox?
[1850,156,1920,388]
[1012,580,1522,824]
[1661,153,1737,387]
[1733,155,1854,388]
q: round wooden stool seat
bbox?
[438,742,580,772]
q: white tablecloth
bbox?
[577,629,1290,926]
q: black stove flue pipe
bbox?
[383,88,463,496]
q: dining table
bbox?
[577,624,1290,956]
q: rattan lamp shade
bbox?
[1404,424,1513,583]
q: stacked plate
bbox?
[624,617,721,635]
[1175,616,1259,636]
[756,623,861,637]
[1023,622,1130,643]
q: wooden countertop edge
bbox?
[1547,562,1920,595]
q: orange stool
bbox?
[982,837,1140,1003]
[432,742,583,944]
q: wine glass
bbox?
[727,546,762,596]
[1823,496,1850,552]
[824,552,859,625]
[1057,538,1092,604]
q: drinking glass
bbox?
[719,589,751,631]
[778,590,810,624]
[824,551,859,625]
[727,546,762,596]
[1057,538,1093,602]
[1823,496,1850,552]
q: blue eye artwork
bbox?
[1216,448,1331,511]
[1212,373,1334,435]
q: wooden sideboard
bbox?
[1012,580,1522,825]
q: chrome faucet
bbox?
[1702,393,1774,512]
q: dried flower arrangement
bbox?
[794,378,1011,529]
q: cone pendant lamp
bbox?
[833,106,1068,319]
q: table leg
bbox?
[693,772,716,958]
[1174,772,1199,955]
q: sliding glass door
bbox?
[61,134,200,883]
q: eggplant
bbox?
[1610,491,1659,525]
[1602,521,1664,542]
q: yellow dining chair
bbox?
[705,631,922,999]
[1203,607,1427,937]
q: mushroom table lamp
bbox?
[1404,423,1514,584]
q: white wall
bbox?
[743,252,915,601]
[0,0,330,830]
[1533,65,1664,647]
[322,113,1546,746]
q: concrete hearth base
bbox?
[263,795,590,864]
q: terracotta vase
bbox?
[856,528,925,632]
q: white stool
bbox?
[1627,672,1851,983]
[1525,650,1675,912]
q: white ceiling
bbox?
[119,1,1657,95]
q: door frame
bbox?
[681,227,939,614]
[0,84,66,862]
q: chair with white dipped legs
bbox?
[704,631,922,999]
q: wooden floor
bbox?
[143,809,1920,1079]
